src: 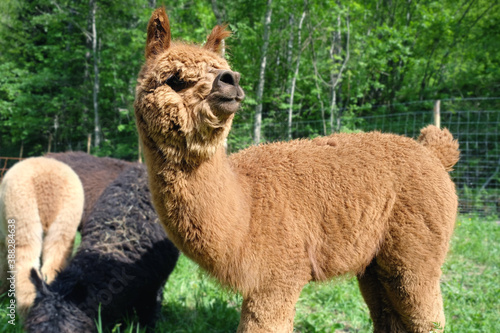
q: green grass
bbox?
[0,215,498,332]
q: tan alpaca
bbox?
[135,8,460,333]
[0,157,84,316]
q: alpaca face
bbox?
[25,269,94,333]
[135,8,244,162]
[26,294,94,333]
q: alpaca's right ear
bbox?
[204,25,231,55]
[30,268,49,296]
[145,7,171,59]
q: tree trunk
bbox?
[285,14,295,68]
[284,14,295,101]
[19,141,24,159]
[211,0,226,24]
[82,4,92,154]
[254,0,272,144]
[329,9,350,133]
[329,87,338,133]
[287,8,307,140]
[311,41,327,135]
[211,0,226,56]
[90,0,100,148]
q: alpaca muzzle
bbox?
[208,70,245,115]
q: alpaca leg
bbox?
[237,284,303,333]
[41,212,80,283]
[357,260,407,332]
[135,284,165,330]
[15,220,43,317]
[0,235,8,293]
[378,267,445,333]
[0,195,8,293]
[371,232,447,333]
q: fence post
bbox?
[433,100,441,128]
[87,133,92,154]
[137,136,143,164]
[47,133,52,153]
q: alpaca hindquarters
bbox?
[358,260,411,332]
[357,211,450,333]
[358,259,445,333]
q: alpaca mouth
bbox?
[208,91,244,115]
[207,70,245,115]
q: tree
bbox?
[287,2,307,140]
[0,0,498,158]
[253,0,272,144]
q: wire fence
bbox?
[354,110,499,217]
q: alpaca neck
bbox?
[145,145,251,275]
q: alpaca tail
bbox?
[417,125,460,172]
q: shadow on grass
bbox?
[157,299,240,333]
[0,292,239,333]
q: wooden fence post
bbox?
[87,133,92,154]
[434,100,441,128]
[47,133,52,153]
[137,135,143,164]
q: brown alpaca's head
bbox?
[135,7,244,164]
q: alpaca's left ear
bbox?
[145,7,171,59]
[204,25,231,55]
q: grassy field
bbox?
[0,215,498,332]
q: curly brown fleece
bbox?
[134,8,460,333]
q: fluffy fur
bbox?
[46,152,132,223]
[0,157,84,316]
[24,164,179,332]
[134,8,460,333]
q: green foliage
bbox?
[0,0,498,159]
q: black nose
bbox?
[208,70,245,115]
[214,70,241,88]
[211,70,244,102]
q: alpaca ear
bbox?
[203,25,231,55]
[145,7,171,59]
[30,268,49,296]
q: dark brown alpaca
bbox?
[46,152,132,223]
[134,8,459,332]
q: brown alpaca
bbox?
[134,8,460,333]
[0,157,84,316]
[45,152,132,223]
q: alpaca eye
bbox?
[164,73,189,92]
